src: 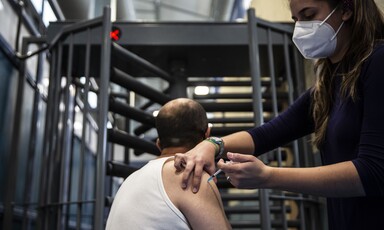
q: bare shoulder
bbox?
[162,158,231,229]
[162,158,221,205]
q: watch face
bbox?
[210,137,223,145]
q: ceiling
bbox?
[54,0,384,23]
[56,0,241,22]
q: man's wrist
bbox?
[205,137,224,159]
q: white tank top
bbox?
[106,157,190,230]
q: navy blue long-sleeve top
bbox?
[246,43,384,230]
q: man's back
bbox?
[106,157,190,229]
[106,156,231,229]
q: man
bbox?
[106,98,231,229]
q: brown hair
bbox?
[156,98,208,149]
[312,0,384,148]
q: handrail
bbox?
[112,42,173,83]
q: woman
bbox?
[174,0,384,229]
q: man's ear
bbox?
[156,138,162,151]
[204,125,211,138]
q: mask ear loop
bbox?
[331,21,345,40]
[319,7,338,26]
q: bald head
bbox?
[156,98,208,150]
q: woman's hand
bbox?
[174,140,217,193]
[218,152,272,189]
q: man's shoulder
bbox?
[162,158,210,183]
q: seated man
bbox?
[106,98,231,229]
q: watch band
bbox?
[205,137,224,159]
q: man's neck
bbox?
[158,146,190,158]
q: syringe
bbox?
[207,169,223,182]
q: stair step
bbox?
[199,101,279,112]
[194,92,288,100]
[224,205,291,214]
[210,126,254,137]
[230,219,300,228]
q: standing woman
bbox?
[174,0,384,229]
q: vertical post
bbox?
[94,6,111,230]
[2,35,28,230]
[37,45,59,230]
[45,42,64,229]
[77,27,92,230]
[267,29,288,230]
[247,8,271,230]
[22,37,46,230]
[283,34,306,230]
[57,33,75,230]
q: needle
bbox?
[207,169,223,182]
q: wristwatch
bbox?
[205,137,225,159]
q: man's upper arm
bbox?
[162,160,231,229]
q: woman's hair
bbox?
[156,98,208,150]
[312,0,384,148]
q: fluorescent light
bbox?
[194,86,209,95]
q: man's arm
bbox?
[162,160,231,229]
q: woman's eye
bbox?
[303,14,314,20]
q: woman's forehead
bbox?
[290,0,330,16]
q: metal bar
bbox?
[45,41,64,230]
[37,199,96,207]
[138,86,170,110]
[77,27,92,230]
[266,29,282,165]
[21,38,46,230]
[63,34,78,229]
[2,33,29,230]
[37,44,57,230]
[111,67,172,104]
[247,8,271,230]
[267,28,288,230]
[47,0,65,20]
[49,16,103,49]
[55,33,74,230]
[199,101,277,113]
[209,117,255,123]
[35,41,62,229]
[187,79,276,87]
[195,93,253,99]
[188,80,253,87]
[106,161,138,178]
[133,124,153,136]
[124,94,131,165]
[94,6,112,230]
[193,92,288,100]
[230,219,301,228]
[109,98,155,126]
[210,126,255,137]
[107,129,160,155]
[112,42,173,83]
[65,87,77,230]
[224,205,291,214]
[283,34,306,230]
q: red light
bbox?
[110,27,121,41]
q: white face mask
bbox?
[292,8,344,59]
